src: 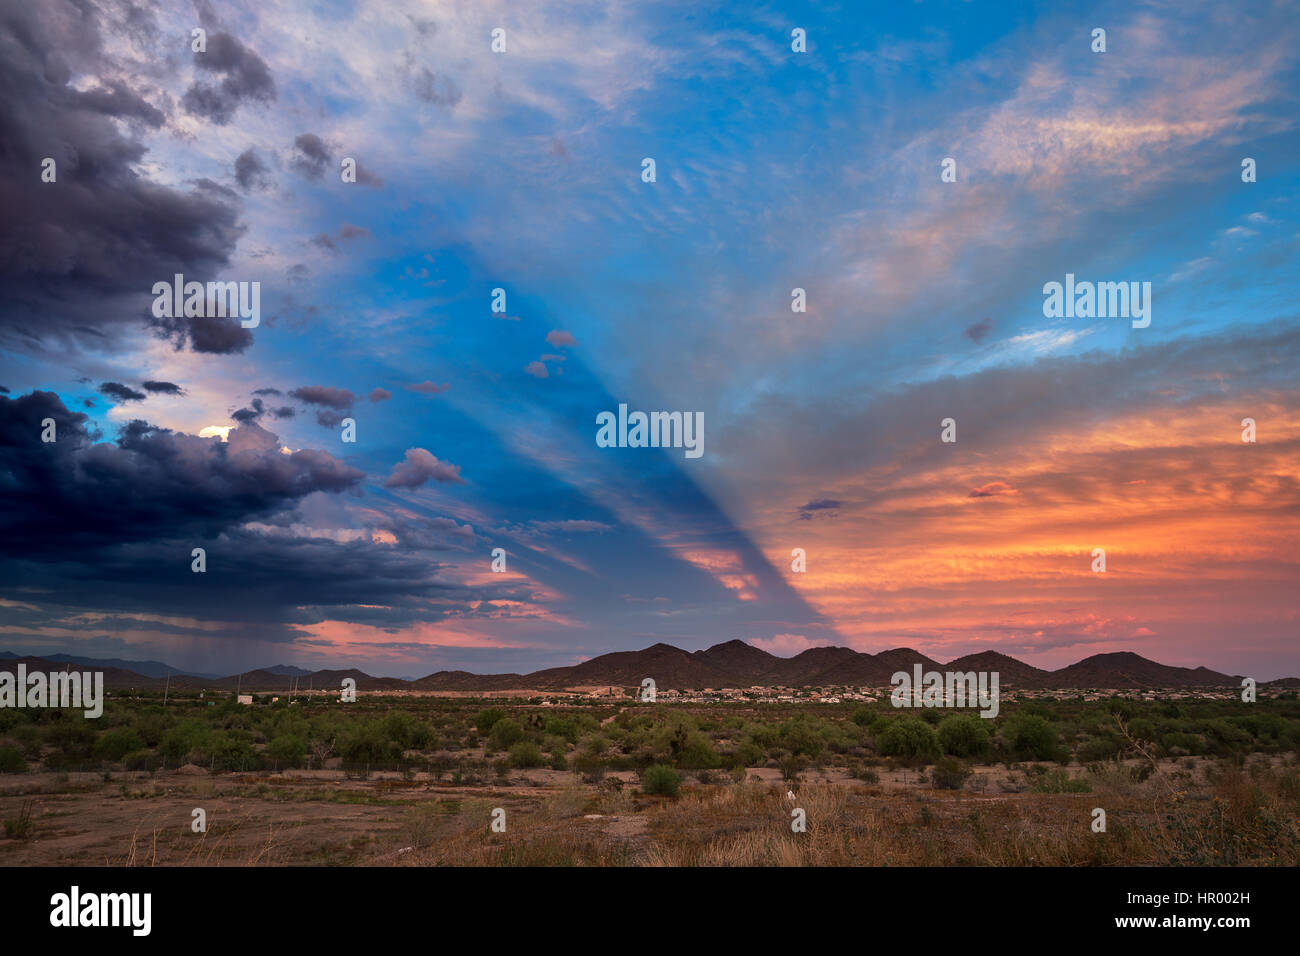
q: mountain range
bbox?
[0,641,1286,692]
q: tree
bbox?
[937,714,991,757]
[878,717,941,761]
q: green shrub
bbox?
[1008,714,1061,761]
[489,718,524,750]
[878,717,941,761]
[543,716,579,743]
[0,747,26,774]
[779,717,826,759]
[122,750,159,772]
[474,708,506,736]
[675,730,721,769]
[3,801,34,839]
[732,740,765,767]
[1077,735,1122,762]
[93,727,144,763]
[160,719,209,763]
[642,763,682,797]
[937,714,991,757]
[508,740,544,768]
[266,734,307,767]
[1029,768,1092,793]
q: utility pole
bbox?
[163,669,170,707]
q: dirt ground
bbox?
[0,755,1244,866]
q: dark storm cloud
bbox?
[290,133,331,180]
[181,31,276,125]
[0,390,364,556]
[230,396,292,423]
[153,311,255,354]
[97,381,146,402]
[290,386,355,410]
[315,410,346,428]
[289,386,355,428]
[0,392,497,648]
[252,387,282,396]
[141,380,184,395]
[231,397,265,423]
[233,147,271,191]
[0,0,243,354]
[76,81,165,127]
[0,525,501,645]
[797,498,841,520]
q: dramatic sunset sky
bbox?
[1,0,1297,679]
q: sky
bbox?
[1,0,1297,680]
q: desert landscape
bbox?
[1,643,1296,867]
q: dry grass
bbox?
[399,756,1300,867]
[5,754,1295,866]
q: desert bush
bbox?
[93,727,144,762]
[266,733,307,767]
[508,741,544,769]
[4,801,34,839]
[937,714,991,757]
[778,753,806,782]
[1161,731,1203,756]
[642,763,682,797]
[43,717,96,760]
[543,716,579,743]
[1077,735,1122,762]
[779,716,826,759]
[732,740,765,767]
[489,718,524,750]
[1007,714,1062,761]
[0,746,26,773]
[931,756,973,790]
[1029,767,1092,793]
[474,708,506,736]
[878,717,941,762]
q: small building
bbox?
[237,694,253,706]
